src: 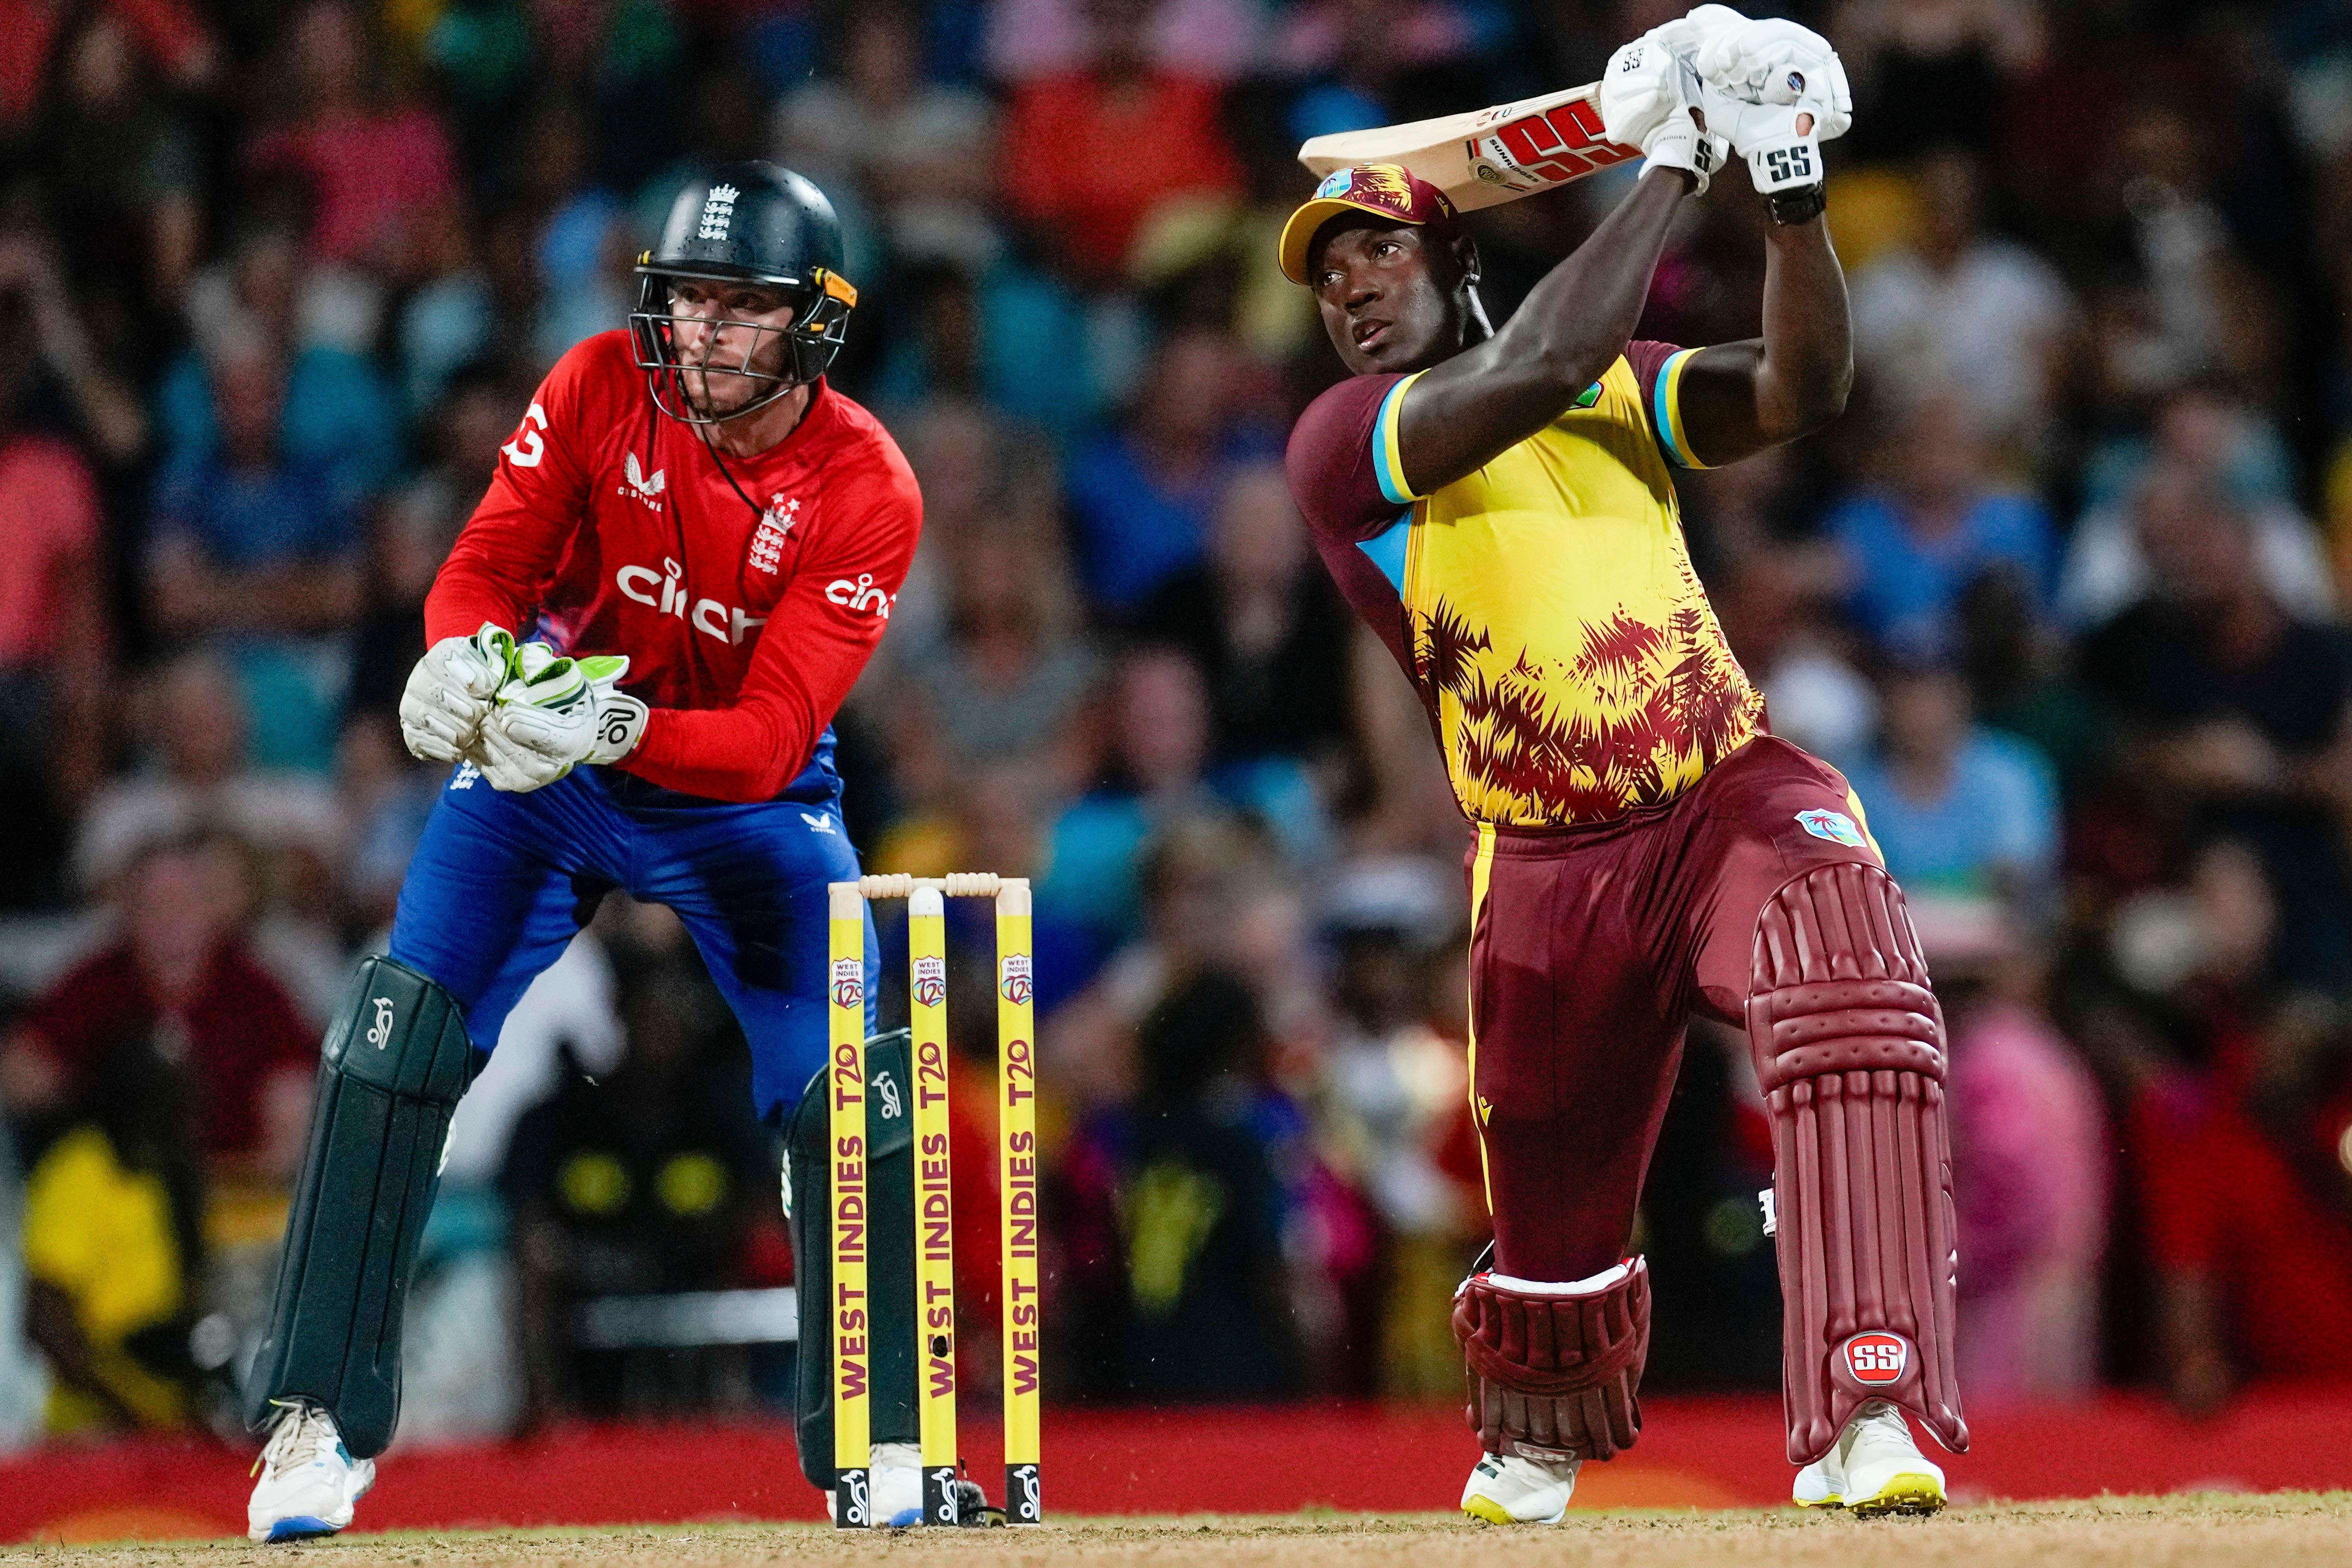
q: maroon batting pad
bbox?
[1748,862,1967,1464]
[1451,1256,1650,1462]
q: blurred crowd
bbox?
[5,0,2352,1453]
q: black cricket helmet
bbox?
[631,162,857,425]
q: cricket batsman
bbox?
[1279,11,1966,1522]
[241,163,921,1541]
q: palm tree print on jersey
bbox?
[1411,580,1762,827]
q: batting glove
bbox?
[1601,23,1728,195]
[477,643,629,793]
[1692,14,1852,142]
[398,623,515,765]
[1698,90,1827,198]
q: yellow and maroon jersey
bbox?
[1285,342,1763,828]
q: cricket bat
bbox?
[1300,86,1636,213]
[1300,77,1822,213]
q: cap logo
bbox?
[1353,164,1414,207]
[697,182,740,242]
[1283,163,1446,283]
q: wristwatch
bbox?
[1767,183,1828,226]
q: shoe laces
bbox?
[254,1401,333,1479]
[1840,1399,1912,1457]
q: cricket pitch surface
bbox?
[8,1494,2347,1568]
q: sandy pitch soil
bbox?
[8,1494,2347,1568]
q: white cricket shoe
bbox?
[1460,1449,1582,1524]
[824,1441,927,1527]
[1792,1399,1946,1516]
[247,1401,376,1543]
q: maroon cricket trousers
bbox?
[1465,735,1886,1283]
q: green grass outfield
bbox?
[7,1493,2349,1567]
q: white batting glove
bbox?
[1693,14,1852,140]
[1600,26,1689,150]
[477,643,629,792]
[1699,91,1826,194]
[1601,24,1728,195]
[398,624,515,764]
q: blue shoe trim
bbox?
[266,1516,341,1542]
[885,1506,924,1528]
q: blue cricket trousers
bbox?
[389,760,878,1120]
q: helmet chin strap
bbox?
[1464,278,1494,344]
[684,365,801,427]
[698,418,769,524]
[668,342,806,428]
[687,370,815,524]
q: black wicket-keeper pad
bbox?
[786,1028,919,1491]
[243,955,482,1458]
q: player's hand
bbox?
[1698,91,1826,194]
[398,624,516,765]
[477,643,620,792]
[1601,23,1726,195]
[582,657,648,765]
[1681,15,1845,204]
[1692,14,1852,141]
[1599,25,1692,152]
[1681,3,1753,75]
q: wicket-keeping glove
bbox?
[398,623,515,765]
[585,661,648,766]
[477,644,631,793]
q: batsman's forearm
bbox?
[1396,166,1690,491]
[1754,217,1851,436]
[1504,168,1692,388]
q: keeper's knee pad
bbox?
[1451,1249,1650,1462]
[1748,862,1967,1464]
[244,956,480,1457]
[783,1028,916,1492]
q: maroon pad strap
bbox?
[1451,1257,1651,1461]
[1749,862,1968,1464]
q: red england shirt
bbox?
[427,331,922,802]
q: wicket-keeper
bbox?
[239,163,922,1540]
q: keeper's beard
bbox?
[679,358,763,423]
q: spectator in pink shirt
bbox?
[0,282,112,907]
[1925,900,2109,1398]
[243,0,458,270]
[0,406,105,680]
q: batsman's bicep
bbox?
[1395,349,1591,494]
[1662,340,1775,468]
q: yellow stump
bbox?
[826,883,871,1528]
[996,880,1042,1522]
[907,883,959,1523]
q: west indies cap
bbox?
[1279,164,1462,285]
